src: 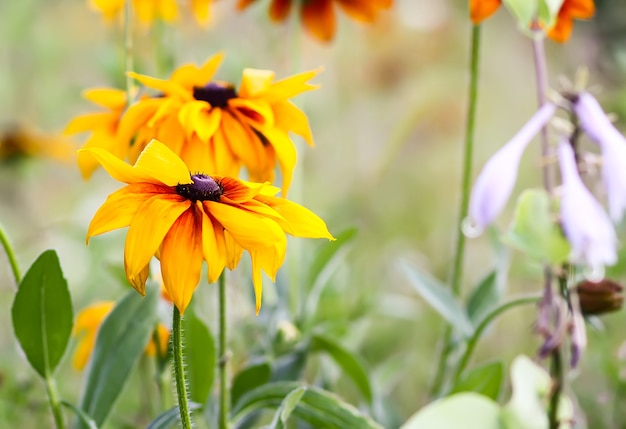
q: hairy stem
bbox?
[173,306,192,429]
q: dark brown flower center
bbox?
[176,174,223,202]
[192,83,237,108]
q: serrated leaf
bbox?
[400,393,501,429]
[466,272,500,325]
[502,0,539,28]
[74,285,159,429]
[231,361,272,408]
[502,189,570,264]
[231,381,383,429]
[12,250,73,378]
[400,261,474,338]
[451,361,504,401]
[268,386,306,429]
[183,305,215,405]
[146,402,203,429]
[311,333,373,404]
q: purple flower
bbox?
[573,92,626,222]
[468,103,557,231]
[558,140,617,267]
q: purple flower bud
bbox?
[468,103,557,231]
[573,92,626,222]
[558,140,617,267]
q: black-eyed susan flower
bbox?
[0,124,74,163]
[88,0,213,27]
[65,88,127,179]
[117,53,318,195]
[72,301,170,370]
[237,0,392,42]
[83,139,333,315]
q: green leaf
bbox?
[267,386,306,429]
[400,261,474,338]
[502,189,570,264]
[74,285,159,429]
[306,227,357,289]
[538,0,565,28]
[502,0,538,28]
[400,393,501,429]
[231,361,272,408]
[60,401,97,429]
[311,333,373,404]
[182,305,215,405]
[451,361,504,401]
[466,272,500,325]
[146,402,203,429]
[231,381,383,429]
[12,250,73,378]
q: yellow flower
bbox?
[65,88,128,179]
[83,139,334,315]
[117,53,318,195]
[237,0,392,42]
[0,125,74,163]
[89,0,213,27]
[72,301,170,370]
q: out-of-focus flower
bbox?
[0,124,75,163]
[470,0,594,43]
[72,301,169,370]
[468,103,556,231]
[576,278,624,315]
[83,139,334,314]
[237,0,392,42]
[557,140,617,267]
[572,92,626,223]
[118,54,318,195]
[65,88,127,179]
[89,0,212,27]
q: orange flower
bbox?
[469,0,594,43]
[237,0,392,42]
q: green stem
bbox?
[430,24,482,398]
[0,223,21,285]
[548,348,563,429]
[218,273,230,429]
[452,295,540,383]
[45,376,65,429]
[172,306,192,429]
[124,0,135,106]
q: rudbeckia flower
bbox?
[83,139,334,315]
[557,140,617,268]
[468,103,556,231]
[89,0,212,27]
[118,53,318,195]
[65,88,127,179]
[572,92,626,223]
[237,0,392,42]
[470,0,594,43]
[0,124,74,163]
[72,301,170,370]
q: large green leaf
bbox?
[400,261,474,338]
[74,285,159,429]
[400,393,502,429]
[232,382,383,429]
[231,361,272,407]
[182,305,216,405]
[311,333,373,404]
[502,189,570,264]
[146,402,203,429]
[12,250,73,378]
[466,272,500,325]
[451,361,504,401]
[267,386,306,429]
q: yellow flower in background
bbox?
[72,301,170,370]
[237,0,392,42]
[65,88,127,179]
[118,53,318,195]
[88,0,213,27]
[83,139,333,315]
[0,125,75,163]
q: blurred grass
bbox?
[2,0,626,427]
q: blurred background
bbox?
[1,0,626,427]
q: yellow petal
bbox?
[178,100,210,140]
[128,72,191,100]
[211,128,242,177]
[79,146,155,184]
[72,301,115,370]
[171,53,225,88]
[180,135,212,174]
[65,112,116,135]
[117,98,162,144]
[272,100,314,146]
[257,194,335,239]
[201,208,226,283]
[224,230,244,270]
[261,69,321,102]
[239,69,276,98]
[220,177,264,202]
[83,88,127,110]
[134,139,193,186]
[190,0,212,25]
[77,130,126,180]
[221,111,267,176]
[158,0,179,21]
[229,98,274,128]
[196,107,222,142]
[250,249,264,314]
[145,324,170,357]
[259,127,296,195]
[160,208,204,314]
[125,196,190,292]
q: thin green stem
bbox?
[218,273,230,429]
[45,376,65,429]
[430,24,482,398]
[452,295,541,383]
[124,0,135,106]
[172,306,192,429]
[0,223,21,285]
[548,348,563,429]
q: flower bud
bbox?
[576,278,624,316]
